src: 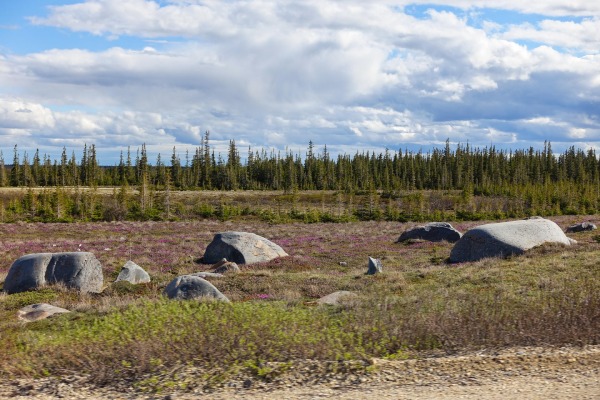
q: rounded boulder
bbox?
[4,252,103,294]
[115,261,151,284]
[164,275,229,302]
[202,231,288,265]
[449,218,573,263]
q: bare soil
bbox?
[2,345,598,400]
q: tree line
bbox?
[1,133,600,222]
[2,134,600,194]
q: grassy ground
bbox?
[0,216,598,391]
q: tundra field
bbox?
[0,211,599,398]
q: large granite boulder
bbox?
[202,232,288,265]
[4,252,103,294]
[565,222,597,233]
[450,218,573,263]
[397,222,462,243]
[115,261,151,284]
[18,303,70,322]
[164,275,229,302]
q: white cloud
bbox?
[503,17,600,53]
[0,0,597,161]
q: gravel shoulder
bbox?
[1,345,598,400]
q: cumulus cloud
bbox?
[503,17,600,54]
[0,0,597,161]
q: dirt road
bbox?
[2,345,598,399]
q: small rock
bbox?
[189,271,224,279]
[397,222,462,243]
[366,257,382,275]
[565,222,597,233]
[339,262,348,267]
[17,303,70,322]
[317,291,358,306]
[115,260,151,284]
[213,261,240,274]
[164,275,229,302]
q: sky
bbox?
[0,0,599,164]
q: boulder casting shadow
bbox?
[202,231,288,265]
[449,218,574,263]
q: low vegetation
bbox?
[2,139,600,223]
[0,216,598,391]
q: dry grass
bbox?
[0,216,598,386]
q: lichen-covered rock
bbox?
[164,275,229,302]
[17,303,70,322]
[367,257,382,275]
[4,252,103,294]
[397,222,462,243]
[115,261,151,284]
[317,291,358,306]
[565,222,597,233]
[450,218,573,263]
[202,231,288,265]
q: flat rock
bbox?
[164,275,229,302]
[450,218,573,263]
[4,252,103,294]
[202,231,288,265]
[397,222,462,243]
[565,222,597,233]
[190,271,224,279]
[317,291,358,306]
[17,303,70,322]
[115,261,151,284]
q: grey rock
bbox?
[450,218,574,263]
[565,222,597,233]
[164,275,229,302]
[17,303,70,322]
[339,262,348,267]
[190,271,224,279]
[367,257,382,275]
[213,261,240,274]
[317,291,358,306]
[115,260,151,284]
[202,231,288,265]
[4,252,103,294]
[397,222,462,243]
